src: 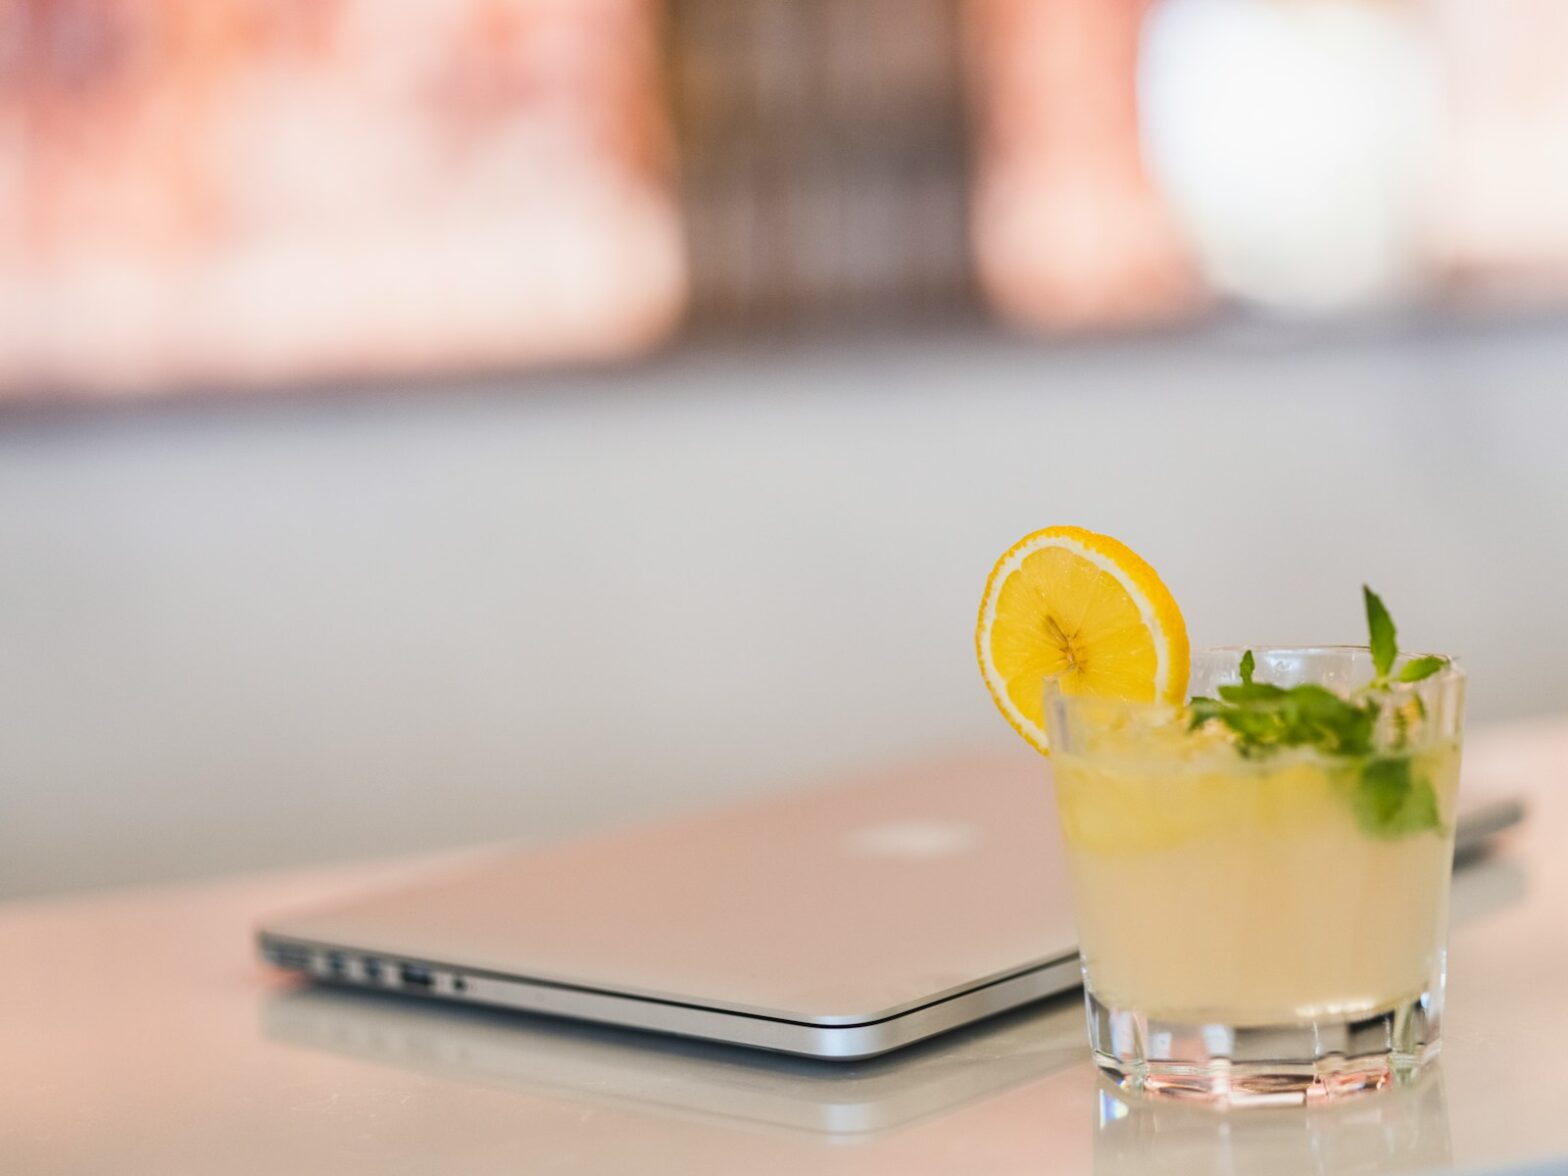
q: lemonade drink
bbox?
[1054,732,1460,1025]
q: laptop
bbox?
[257,754,1524,1060]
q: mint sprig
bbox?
[1187,587,1449,838]
[1365,585,1397,679]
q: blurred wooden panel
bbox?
[667,0,975,333]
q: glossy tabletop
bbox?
[6,719,1568,1176]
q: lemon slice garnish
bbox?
[976,526,1189,754]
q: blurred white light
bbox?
[1139,0,1443,313]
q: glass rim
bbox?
[1043,643,1466,712]
[1190,644,1465,682]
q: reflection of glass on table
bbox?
[1093,1067,1451,1176]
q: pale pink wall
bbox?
[0,0,686,397]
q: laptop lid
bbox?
[258,753,1079,1028]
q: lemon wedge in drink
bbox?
[975,526,1189,754]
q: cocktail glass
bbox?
[1043,646,1465,1106]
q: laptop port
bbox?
[360,957,384,982]
[268,943,312,971]
[399,964,433,989]
[325,951,348,976]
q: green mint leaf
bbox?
[1186,697,1223,731]
[1218,707,1287,751]
[1353,756,1442,838]
[1192,681,1375,758]
[1398,655,1447,683]
[1278,686,1376,757]
[1364,586,1397,679]
[1217,681,1287,704]
[1239,649,1255,686]
[1398,779,1442,835]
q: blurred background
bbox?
[4,0,1568,898]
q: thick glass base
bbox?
[1087,986,1441,1107]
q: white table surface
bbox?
[6,718,1568,1176]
